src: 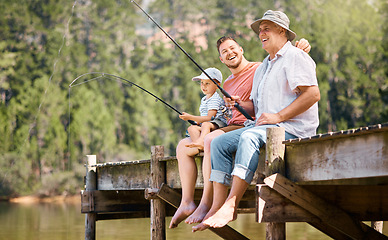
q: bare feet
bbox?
[191,205,219,232]
[192,221,210,232]
[169,201,197,229]
[185,141,204,151]
[185,203,210,224]
[202,197,237,228]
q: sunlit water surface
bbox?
[0,200,385,240]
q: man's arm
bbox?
[256,85,320,126]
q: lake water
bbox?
[0,199,385,240]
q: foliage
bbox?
[0,0,386,196]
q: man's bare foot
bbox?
[202,197,237,228]
[185,141,204,151]
[185,203,210,224]
[169,201,197,229]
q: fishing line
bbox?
[131,0,254,121]
[2,0,79,184]
[67,72,197,166]
[69,72,196,123]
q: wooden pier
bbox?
[81,123,388,239]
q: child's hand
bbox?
[179,112,193,121]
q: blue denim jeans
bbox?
[209,125,297,186]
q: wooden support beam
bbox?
[265,127,286,240]
[150,146,166,240]
[307,220,352,240]
[257,184,388,222]
[257,184,319,223]
[81,190,150,213]
[85,155,97,240]
[264,173,388,240]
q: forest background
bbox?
[0,0,387,197]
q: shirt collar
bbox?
[276,41,292,57]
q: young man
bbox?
[170,35,312,230]
[199,10,320,230]
[170,36,257,229]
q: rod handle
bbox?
[188,120,198,125]
[234,103,254,121]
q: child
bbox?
[179,68,228,150]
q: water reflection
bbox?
[0,201,385,239]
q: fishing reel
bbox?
[220,106,233,120]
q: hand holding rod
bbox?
[131,0,254,121]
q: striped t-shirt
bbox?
[199,92,227,124]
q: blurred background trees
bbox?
[0,0,387,196]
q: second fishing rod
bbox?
[131,0,254,122]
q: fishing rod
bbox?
[131,0,254,121]
[69,72,197,125]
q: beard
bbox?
[224,56,243,69]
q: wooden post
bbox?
[150,146,166,240]
[85,155,97,240]
[265,127,286,240]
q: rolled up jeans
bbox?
[209,124,297,186]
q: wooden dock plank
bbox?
[264,174,388,239]
[285,129,388,182]
[81,190,149,213]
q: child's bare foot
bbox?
[191,206,218,232]
[185,203,210,224]
[192,222,210,232]
[169,201,197,229]
[202,197,237,228]
[185,141,204,151]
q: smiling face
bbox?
[258,20,287,57]
[218,39,244,69]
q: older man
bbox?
[198,10,320,230]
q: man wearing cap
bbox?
[197,10,320,230]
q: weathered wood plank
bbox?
[257,184,318,223]
[97,151,265,190]
[285,129,388,182]
[257,184,388,222]
[308,220,353,240]
[97,162,151,190]
[264,174,388,239]
[81,190,149,213]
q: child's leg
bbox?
[187,122,217,150]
